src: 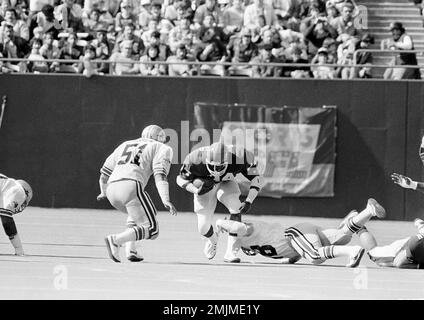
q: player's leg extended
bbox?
[340,199,386,235]
[217,181,243,263]
[194,186,219,259]
[286,223,365,267]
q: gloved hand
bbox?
[14,247,24,256]
[163,201,177,216]
[239,201,252,214]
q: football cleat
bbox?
[127,250,144,262]
[367,198,386,218]
[346,246,365,268]
[204,232,218,260]
[105,235,121,263]
[224,251,241,263]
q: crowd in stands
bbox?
[0,0,421,78]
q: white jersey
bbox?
[239,220,300,260]
[0,174,27,218]
[100,138,173,188]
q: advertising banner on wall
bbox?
[193,103,337,198]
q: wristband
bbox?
[185,183,199,194]
[411,181,418,190]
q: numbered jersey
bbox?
[100,138,173,188]
[0,174,27,217]
[239,220,300,260]
[179,146,259,184]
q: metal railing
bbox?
[1,53,424,78]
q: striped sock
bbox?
[318,246,335,260]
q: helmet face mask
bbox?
[206,159,228,178]
[16,180,32,208]
[141,125,166,143]
[205,142,230,178]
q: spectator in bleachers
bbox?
[299,0,325,32]
[335,33,356,78]
[148,29,171,60]
[168,11,195,53]
[82,0,113,21]
[301,5,337,57]
[311,46,334,79]
[243,0,275,30]
[83,8,112,32]
[140,18,158,44]
[139,43,166,75]
[138,0,152,29]
[382,22,421,80]
[275,13,304,48]
[329,2,358,38]
[25,38,49,72]
[28,4,61,39]
[0,22,29,59]
[114,0,138,34]
[149,1,173,32]
[166,42,194,76]
[194,24,227,75]
[282,44,311,78]
[90,28,110,71]
[39,30,59,60]
[222,0,244,34]
[349,32,373,79]
[113,22,144,54]
[163,0,185,23]
[77,44,102,76]
[250,44,282,77]
[194,0,223,29]
[54,0,85,32]
[227,27,258,73]
[110,39,140,74]
[0,8,29,40]
[53,32,82,72]
[325,0,339,26]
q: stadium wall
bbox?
[0,74,423,221]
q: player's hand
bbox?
[14,247,24,256]
[96,193,107,201]
[391,173,417,189]
[239,201,252,214]
[163,201,177,216]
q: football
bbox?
[192,178,215,195]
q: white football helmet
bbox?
[205,142,230,178]
[141,125,166,143]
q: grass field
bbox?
[0,207,423,300]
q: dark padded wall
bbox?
[0,74,421,220]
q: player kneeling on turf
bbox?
[98,125,177,263]
[0,174,33,256]
[216,198,386,268]
[176,142,263,263]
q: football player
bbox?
[176,142,263,263]
[215,198,386,267]
[0,174,33,256]
[98,125,177,263]
[366,218,424,269]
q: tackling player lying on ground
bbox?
[215,198,386,267]
[97,125,178,263]
[366,219,424,269]
[0,174,33,256]
[176,141,263,263]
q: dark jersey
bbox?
[179,146,259,184]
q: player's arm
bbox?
[153,145,177,216]
[97,152,116,200]
[176,155,201,194]
[0,216,24,256]
[239,151,264,214]
[392,250,420,269]
[391,173,424,194]
[216,218,250,237]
